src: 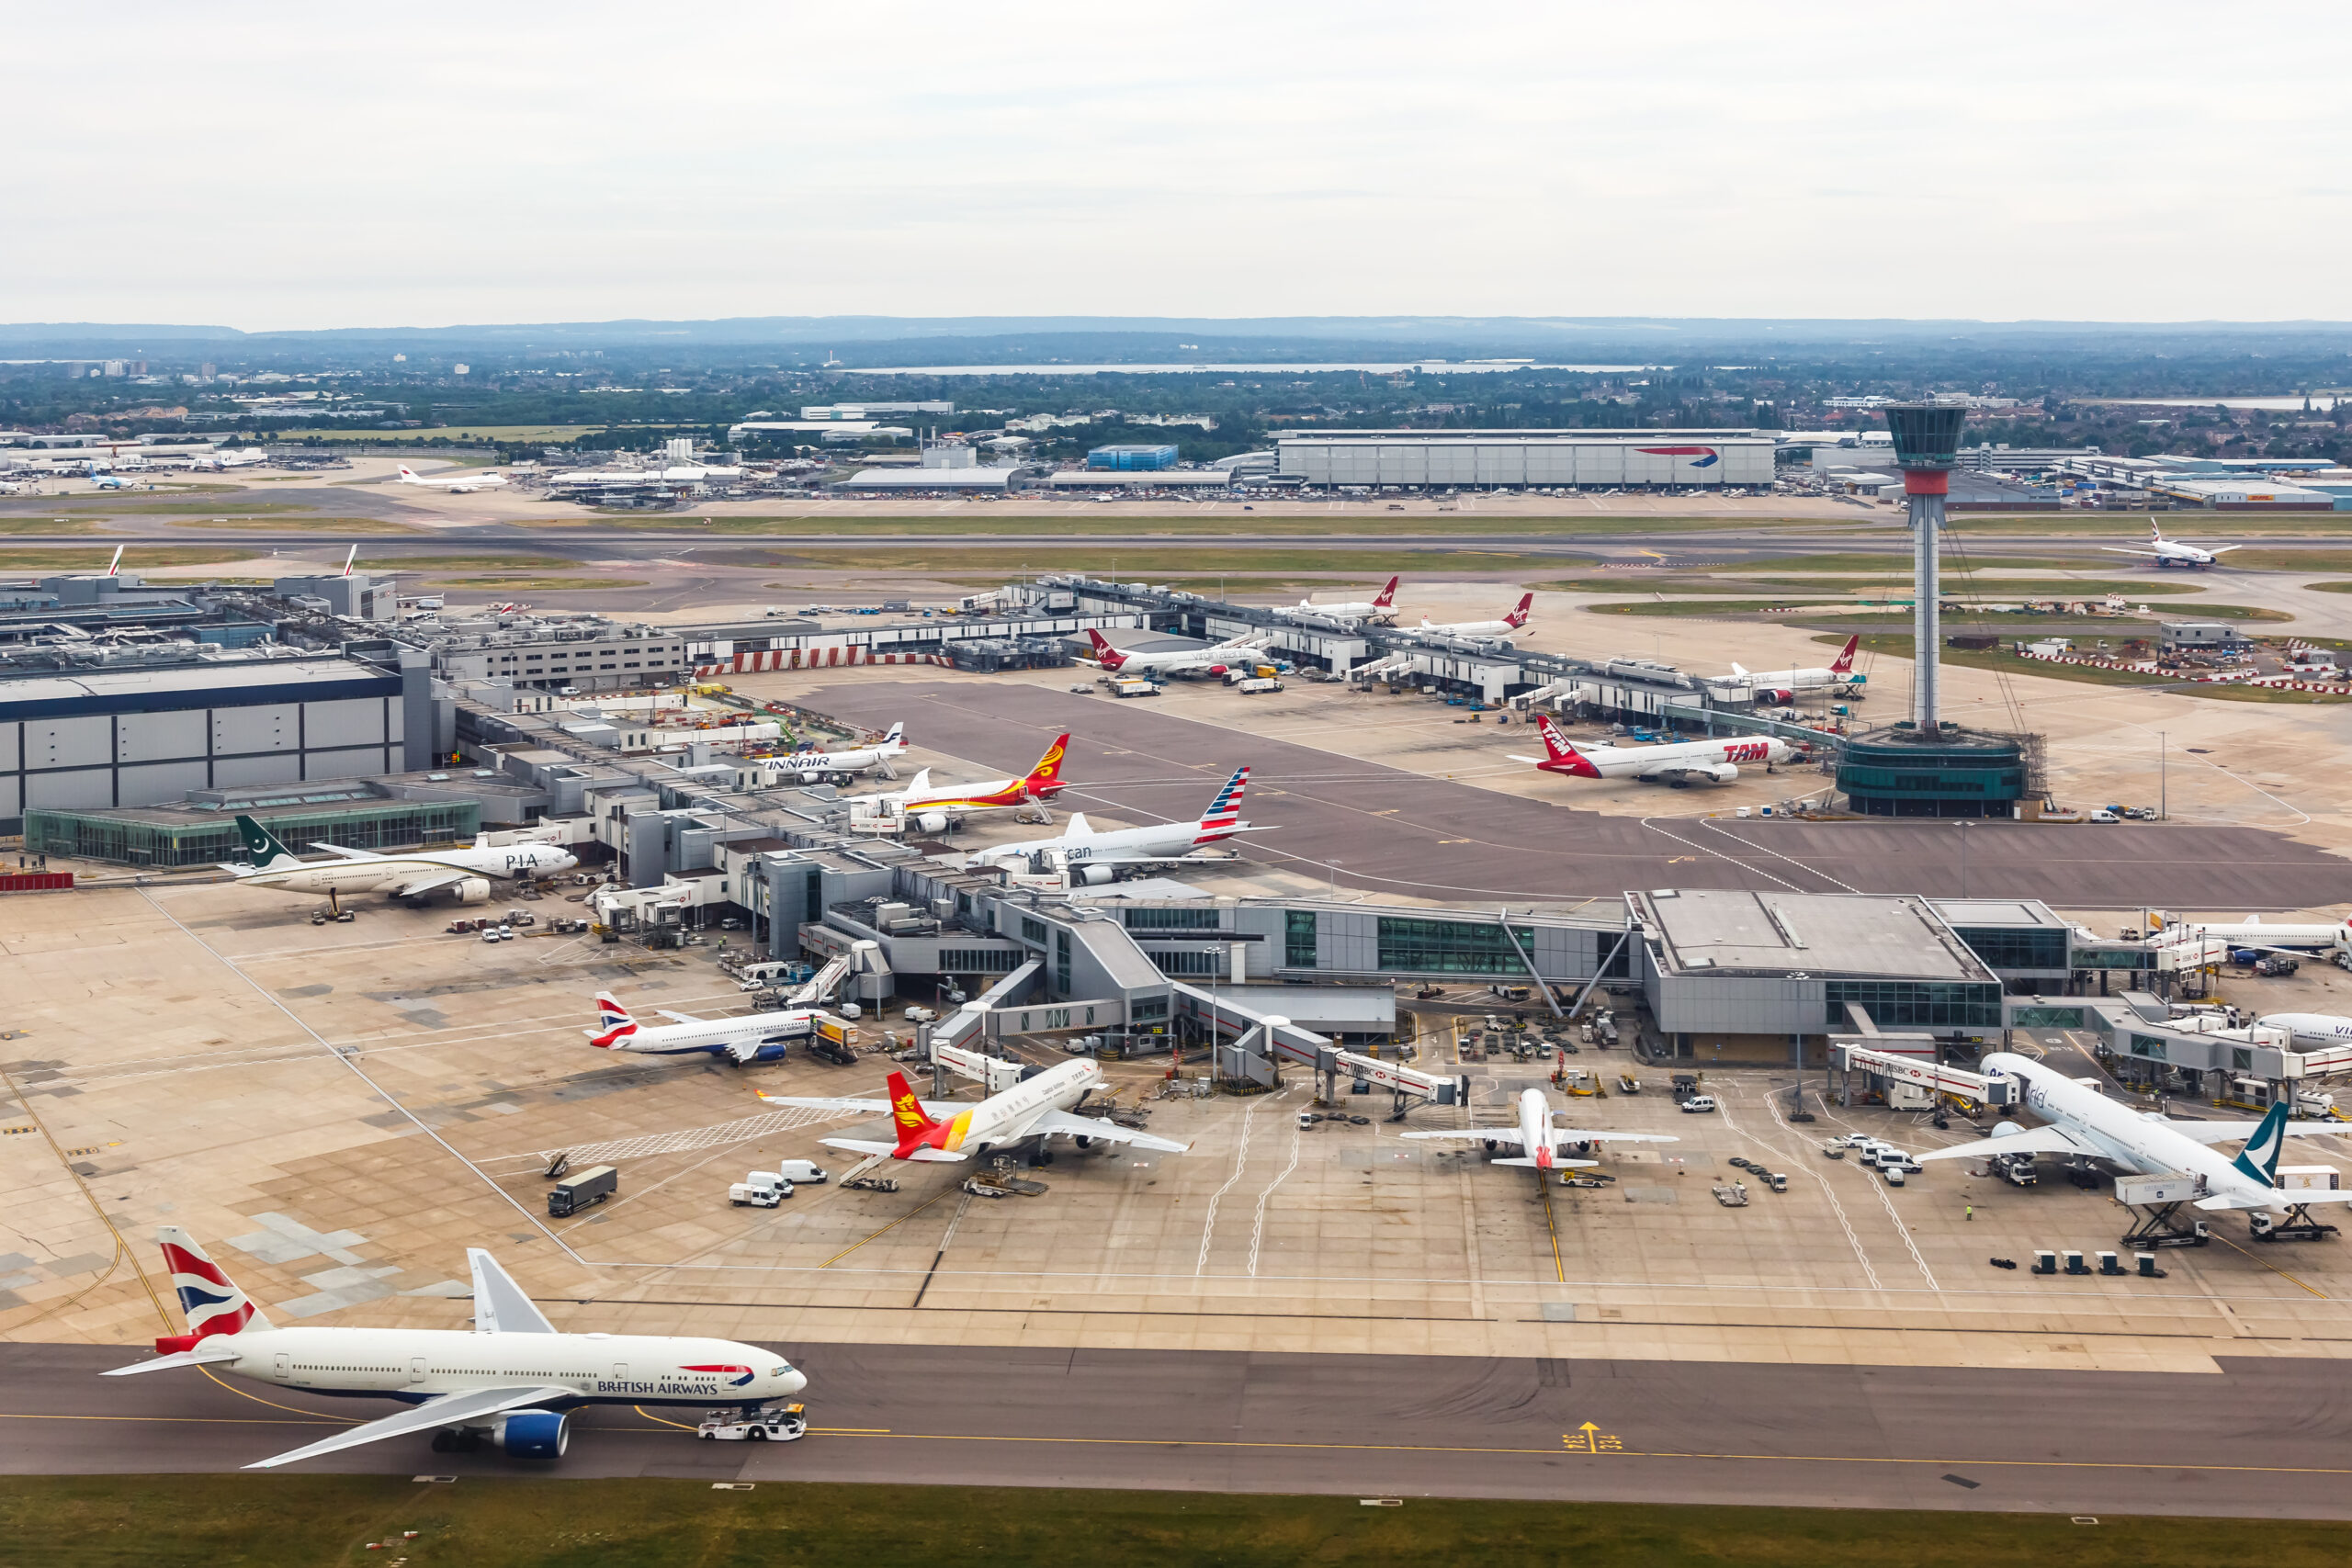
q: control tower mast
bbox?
[1883,403,1967,730]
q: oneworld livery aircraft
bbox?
[964,763,1272,880]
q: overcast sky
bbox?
[6,2,2346,330]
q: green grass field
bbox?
[559,512,1832,538]
[4,1476,2346,1568]
[170,516,423,533]
[427,576,650,592]
[707,546,1593,577]
[0,546,248,570]
[0,517,99,535]
[1829,633,2335,703]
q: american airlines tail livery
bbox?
[966,762,1273,880]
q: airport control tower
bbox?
[1835,402,2035,818]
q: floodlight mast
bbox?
[1883,404,1968,731]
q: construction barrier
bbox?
[694,648,955,676]
[0,872,73,893]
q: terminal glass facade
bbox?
[25,801,480,868]
[1951,926,2069,972]
[1124,907,1224,931]
[1825,979,2004,1030]
[1377,916,1536,976]
[1286,909,1318,968]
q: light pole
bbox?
[1957,819,1969,897]
[1329,859,1343,900]
[2159,728,2167,821]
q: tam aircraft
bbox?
[864,732,1070,832]
[760,1060,1191,1167]
[1400,1086,1678,1170]
[398,463,509,493]
[1282,574,1398,625]
[1512,714,1797,787]
[2101,521,2240,570]
[1417,593,1533,638]
[965,763,1272,882]
[103,1228,806,1468]
[1722,635,1860,702]
[221,815,575,907]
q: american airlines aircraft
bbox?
[768,722,907,784]
[866,732,1070,832]
[1282,574,1398,625]
[1418,593,1533,638]
[221,815,576,906]
[587,990,830,1066]
[1722,635,1860,701]
[1512,715,1798,787]
[2101,521,2240,569]
[1916,1055,2346,1219]
[965,764,1272,881]
[398,463,509,493]
[760,1061,1191,1165]
[1082,627,1271,677]
[1401,1086,1679,1170]
[103,1228,806,1468]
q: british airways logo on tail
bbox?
[1638,446,1720,468]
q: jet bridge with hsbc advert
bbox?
[1170,980,1468,1112]
[1829,1042,2018,1109]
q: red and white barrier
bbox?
[694,648,954,676]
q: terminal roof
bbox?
[1631,889,1994,982]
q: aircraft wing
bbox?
[101,1343,244,1376]
[1025,1108,1192,1154]
[1914,1125,2097,1163]
[306,842,383,860]
[2098,547,2165,558]
[756,1091,965,1118]
[1492,1156,1599,1168]
[1504,754,1545,765]
[1554,1129,1680,1145]
[244,1383,575,1470]
[2157,1118,2345,1146]
[654,1010,709,1025]
[819,1136,967,1162]
[2207,545,2243,555]
[384,867,476,899]
[1400,1128,1527,1145]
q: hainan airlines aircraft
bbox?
[760,1061,1191,1166]
[398,463,509,493]
[865,732,1070,832]
[1916,1056,2344,1219]
[220,815,576,906]
[966,764,1273,881]
[1511,715,1797,787]
[2100,521,2239,570]
[1723,635,1860,701]
[1081,628,1272,677]
[1417,593,1533,638]
[1400,1086,1679,1170]
[586,990,832,1065]
[102,1228,806,1468]
[1282,574,1398,625]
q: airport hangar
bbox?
[1273,429,1778,490]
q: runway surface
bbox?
[802,679,2352,908]
[8,1342,2350,1517]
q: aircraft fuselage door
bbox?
[274,1352,290,1379]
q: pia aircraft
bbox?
[587,990,829,1066]
[1401,1087,1679,1170]
[103,1228,805,1468]
[1082,628,1271,677]
[221,815,576,905]
[769,722,907,784]
[1724,635,1860,701]
[760,1060,1191,1165]
[1418,593,1533,638]
[1512,715,1797,787]
[398,463,509,493]
[965,764,1272,881]
[1283,574,1398,625]
[867,732,1070,831]
[2101,521,2240,569]
[1916,1055,2345,1216]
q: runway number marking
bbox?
[1563,1422,1624,1453]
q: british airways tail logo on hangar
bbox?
[1638,446,1720,468]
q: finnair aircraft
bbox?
[1418,593,1533,638]
[220,815,576,906]
[965,764,1272,880]
[1723,635,1860,701]
[398,463,509,493]
[1400,1086,1678,1170]
[1511,715,1797,787]
[769,722,907,784]
[103,1228,805,1468]
[1916,1055,2346,1217]
[1082,628,1271,677]
[2101,521,2240,569]
[761,1061,1191,1166]
[586,990,827,1066]
[1283,574,1398,624]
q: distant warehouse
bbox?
[1277,433,1776,490]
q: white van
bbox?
[1679,1095,1718,1114]
[775,1159,829,1185]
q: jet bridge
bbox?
[1829,1043,2018,1108]
[1170,981,1468,1113]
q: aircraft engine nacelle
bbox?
[454,876,492,905]
[1992,1120,2022,1139]
[493,1408,571,1458]
[1076,864,1117,886]
[797,770,827,785]
[1207,663,1228,676]
[916,812,950,835]
[1758,688,1795,705]
[728,1039,789,1065]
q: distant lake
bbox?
[840,361,1661,377]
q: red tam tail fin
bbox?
[1535,717,1601,778]
[1830,635,1859,674]
[1505,593,1533,628]
[1084,629,1125,670]
[1373,575,1399,609]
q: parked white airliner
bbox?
[1511,715,1798,787]
[2101,520,2240,569]
[102,1228,805,1468]
[768,722,907,784]
[1282,574,1399,625]
[1418,593,1533,638]
[1400,1086,1679,1170]
[1916,1055,2346,1215]
[1721,635,1861,701]
[397,463,509,492]
[221,815,576,905]
[587,990,832,1066]
[1082,628,1272,677]
[965,764,1272,880]
[760,1059,1191,1165]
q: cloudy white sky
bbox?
[6,2,2346,329]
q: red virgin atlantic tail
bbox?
[1829,635,1860,675]
[1083,629,1128,671]
[1372,575,1399,610]
[1504,592,1534,629]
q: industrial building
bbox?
[1276,434,1775,490]
[416,616,690,693]
[1041,468,1231,491]
[1088,444,1179,470]
[797,402,954,420]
